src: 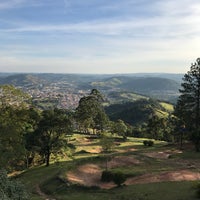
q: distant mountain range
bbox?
[0,73,183,105]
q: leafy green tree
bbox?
[76,89,109,133]
[0,85,40,170]
[0,170,29,200]
[0,106,38,171]
[23,108,41,168]
[175,58,200,151]
[146,114,167,140]
[32,109,73,166]
[111,119,128,139]
[100,133,114,153]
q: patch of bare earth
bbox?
[144,150,182,159]
[67,164,115,189]
[67,166,200,189]
[126,170,200,185]
[117,148,137,153]
[86,147,102,154]
[67,156,141,189]
[106,156,141,168]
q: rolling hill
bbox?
[0,73,181,105]
[105,98,173,126]
[91,76,180,102]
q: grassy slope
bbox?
[18,135,199,200]
[52,181,199,200]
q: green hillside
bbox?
[0,74,45,86]
[107,91,148,104]
[105,99,173,126]
[91,76,180,102]
[15,134,200,200]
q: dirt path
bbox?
[67,163,200,189]
[126,170,200,185]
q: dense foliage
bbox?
[105,99,165,125]
[75,89,109,133]
[175,58,200,151]
[0,170,29,200]
[0,85,74,170]
[30,109,73,166]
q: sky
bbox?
[0,0,200,74]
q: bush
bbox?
[101,170,113,182]
[112,171,126,187]
[143,140,154,147]
[101,170,126,186]
[0,170,29,200]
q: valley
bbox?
[0,73,181,110]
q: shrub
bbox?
[101,170,126,187]
[143,140,148,146]
[143,140,154,147]
[0,170,29,200]
[101,170,113,182]
[112,171,126,187]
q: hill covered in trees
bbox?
[0,73,181,109]
[105,99,172,126]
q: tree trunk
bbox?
[45,148,50,167]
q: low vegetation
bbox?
[15,135,200,200]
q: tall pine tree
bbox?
[175,58,200,151]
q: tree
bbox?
[175,58,200,151]
[0,85,40,170]
[75,89,109,133]
[146,115,164,140]
[111,119,128,140]
[0,106,39,171]
[23,108,41,168]
[32,109,73,166]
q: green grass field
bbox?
[17,134,200,200]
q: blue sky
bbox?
[0,0,200,73]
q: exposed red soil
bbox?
[106,156,141,168]
[67,164,116,189]
[143,150,182,159]
[84,147,102,154]
[67,164,200,189]
[126,170,200,185]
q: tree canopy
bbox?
[31,109,73,166]
[75,89,109,133]
[175,58,200,151]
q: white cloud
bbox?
[0,0,26,9]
